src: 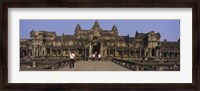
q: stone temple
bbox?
[20,20,180,61]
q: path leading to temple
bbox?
[57,60,131,71]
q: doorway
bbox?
[92,42,101,56]
[152,48,156,57]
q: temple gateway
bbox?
[20,20,180,61]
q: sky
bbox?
[20,20,180,41]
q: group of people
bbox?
[68,51,102,68]
[91,52,101,61]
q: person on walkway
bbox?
[98,53,101,61]
[69,51,75,68]
[95,51,98,61]
[92,53,95,61]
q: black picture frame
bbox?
[1,0,199,91]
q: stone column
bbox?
[25,49,28,56]
[35,47,37,56]
[156,49,158,58]
[160,51,162,58]
[38,46,40,56]
[149,48,151,57]
[100,44,103,56]
[35,47,38,56]
[28,49,30,56]
[38,46,41,56]
[32,47,34,57]
[50,48,52,56]
[56,49,58,56]
[64,50,66,56]
[105,48,107,57]
[37,46,39,56]
[89,43,92,56]
[108,49,110,56]
[61,49,63,56]
[44,48,47,56]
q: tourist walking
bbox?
[98,53,101,61]
[69,51,75,68]
[92,53,95,61]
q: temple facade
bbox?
[20,20,180,61]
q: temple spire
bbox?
[135,30,138,36]
[112,25,118,36]
[75,23,81,30]
[75,23,81,35]
[93,20,100,27]
[112,25,117,31]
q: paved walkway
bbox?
[57,60,131,71]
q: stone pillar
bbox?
[149,48,151,57]
[37,47,39,56]
[105,48,107,57]
[44,48,46,56]
[108,49,110,56]
[100,44,103,56]
[139,50,141,58]
[35,47,38,56]
[38,46,40,56]
[61,49,63,56]
[56,49,58,56]
[35,47,37,56]
[50,48,52,56]
[25,49,28,56]
[32,47,34,57]
[89,43,92,56]
[160,51,162,58]
[156,49,158,58]
[28,49,30,56]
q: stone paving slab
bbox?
[57,60,131,71]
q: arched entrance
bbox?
[92,42,101,55]
[88,36,102,57]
